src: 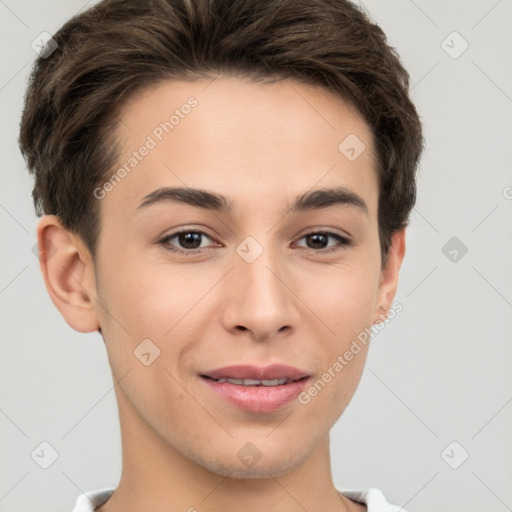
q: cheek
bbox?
[302,261,379,336]
[298,343,369,435]
[297,264,376,401]
[97,250,178,336]
[97,264,210,383]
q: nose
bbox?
[221,243,301,342]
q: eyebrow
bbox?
[136,186,368,217]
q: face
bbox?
[45,76,404,479]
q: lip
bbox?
[201,364,310,381]
[199,364,310,413]
[201,375,310,413]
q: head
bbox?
[19,0,423,479]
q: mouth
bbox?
[199,364,311,413]
[200,375,308,386]
[200,363,310,382]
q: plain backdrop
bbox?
[1,1,511,511]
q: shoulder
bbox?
[70,488,114,512]
[337,487,408,512]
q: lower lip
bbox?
[201,376,309,413]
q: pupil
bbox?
[308,233,327,249]
[179,232,201,249]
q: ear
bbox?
[372,229,406,324]
[36,215,100,333]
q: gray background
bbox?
[1,1,511,511]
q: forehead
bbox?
[100,75,378,223]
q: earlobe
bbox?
[36,215,100,333]
[372,229,406,325]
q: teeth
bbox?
[262,379,288,386]
[215,377,291,386]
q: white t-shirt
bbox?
[70,487,408,511]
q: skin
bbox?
[37,76,405,512]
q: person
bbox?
[18,0,424,510]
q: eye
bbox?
[158,230,216,255]
[158,229,351,255]
[295,231,351,253]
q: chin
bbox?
[200,457,304,480]
[189,440,314,480]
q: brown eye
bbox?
[159,230,215,254]
[296,231,351,252]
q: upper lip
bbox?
[201,364,310,381]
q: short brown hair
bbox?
[19,0,424,268]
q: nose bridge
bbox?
[223,234,300,337]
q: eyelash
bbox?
[157,229,352,256]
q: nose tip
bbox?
[222,253,300,341]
